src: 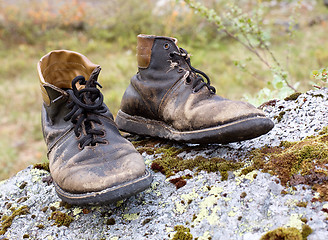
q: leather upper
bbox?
[120,35,266,131]
[39,50,146,193]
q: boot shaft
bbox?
[136,34,190,81]
[125,34,193,118]
[38,50,99,105]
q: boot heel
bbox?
[116,109,171,139]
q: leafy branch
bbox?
[183,0,297,92]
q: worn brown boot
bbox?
[38,50,152,205]
[115,34,274,144]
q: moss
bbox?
[0,206,29,235]
[150,146,244,181]
[296,202,308,208]
[246,128,328,201]
[310,93,324,98]
[169,177,187,189]
[105,217,116,225]
[319,126,328,135]
[300,218,308,223]
[284,92,302,101]
[49,211,74,227]
[50,206,57,212]
[240,166,256,175]
[82,208,91,214]
[5,203,12,209]
[37,224,45,229]
[137,147,156,155]
[172,225,193,240]
[41,207,48,212]
[33,162,50,172]
[142,218,152,225]
[260,227,302,240]
[19,181,28,189]
[59,201,72,209]
[301,224,313,240]
[274,111,286,123]
[240,192,247,199]
[17,196,29,203]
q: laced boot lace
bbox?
[170,48,216,94]
[63,75,108,149]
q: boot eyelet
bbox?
[185,78,192,85]
[76,132,81,139]
[78,143,83,150]
[177,68,184,73]
[100,130,106,137]
[163,43,170,50]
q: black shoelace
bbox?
[64,75,107,149]
[171,48,216,94]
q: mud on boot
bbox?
[38,50,152,205]
[116,34,274,144]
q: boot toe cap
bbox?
[51,147,146,194]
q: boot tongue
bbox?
[86,66,101,88]
[78,66,102,106]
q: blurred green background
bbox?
[0,0,327,180]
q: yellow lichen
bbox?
[72,207,83,216]
[285,214,303,230]
[123,213,139,221]
[198,231,212,240]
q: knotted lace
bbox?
[171,48,216,94]
[64,75,107,149]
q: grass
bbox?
[0,1,328,180]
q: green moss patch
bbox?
[260,225,313,240]
[247,127,328,201]
[284,92,302,101]
[260,227,302,240]
[273,111,286,123]
[48,211,74,227]
[33,162,50,172]
[172,225,193,240]
[0,206,29,235]
[133,127,328,197]
[301,225,313,239]
[150,146,244,181]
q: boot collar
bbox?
[137,34,178,69]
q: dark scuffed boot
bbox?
[38,50,152,205]
[115,34,274,144]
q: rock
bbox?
[1,88,328,240]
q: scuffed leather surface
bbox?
[120,35,266,131]
[42,87,146,193]
[39,50,146,194]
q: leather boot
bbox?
[38,50,152,205]
[115,34,274,144]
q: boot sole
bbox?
[116,110,274,144]
[53,169,152,205]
